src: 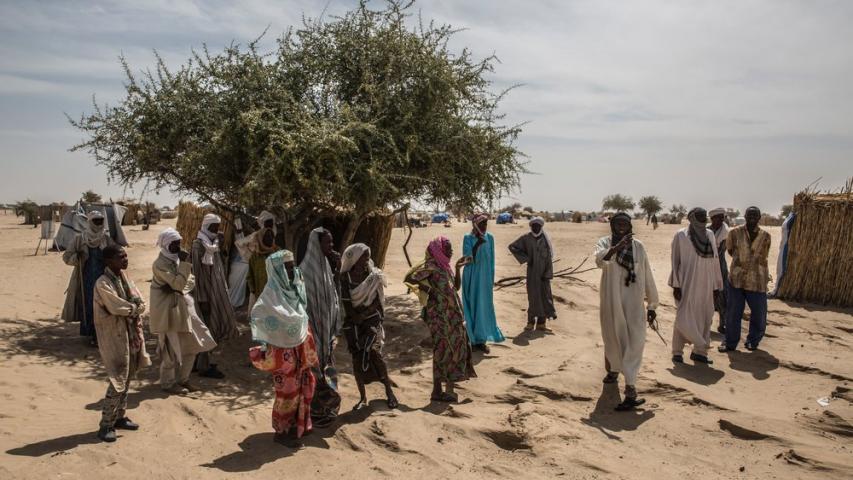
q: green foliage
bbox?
[602,194,635,212]
[82,190,102,203]
[70,0,524,226]
[14,200,39,225]
[669,203,687,216]
[780,204,793,218]
[638,195,663,218]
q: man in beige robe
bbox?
[150,228,216,394]
[93,245,151,443]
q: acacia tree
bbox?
[70,0,525,248]
[638,195,663,224]
[602,194,635,212]
[780,204,793,218]
[81,190,102,203]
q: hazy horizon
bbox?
[2,0,851,216]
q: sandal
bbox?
[602,372,619,384]
[524,323,535,331]
[615,397,646,411]
[430,392,458,403]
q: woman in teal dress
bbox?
[462,213,504,353]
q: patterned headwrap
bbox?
[427,235,453,276]
[610,212,636,286]
[471,213,489,238]
[687,208,715,258]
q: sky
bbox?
[1,0,852,215]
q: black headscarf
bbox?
[610,213,636,286]
[687,207,715,258]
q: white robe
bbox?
[668,228,723,356]
[595,237,659,385]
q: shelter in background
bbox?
[496,212,513,224]
[431,212,450,224]
[775,188,853,307]
[53,202,128,251]
[176,201,396,271]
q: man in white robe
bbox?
[595,213,659,410]
[669,207,723,365]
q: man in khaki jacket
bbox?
[94,245,150,442]
[150,228,214,394]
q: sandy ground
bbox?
[0,212,851,480]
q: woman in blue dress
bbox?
[462,213,505,353]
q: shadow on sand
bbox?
[724,349,779,380]
[580,383,655,440]
[667,362,725,386]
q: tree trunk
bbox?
[341,213,364,248]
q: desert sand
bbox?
[0,212,851,479]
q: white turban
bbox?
[156,227,182,263]
[529,216,545,227]
[709,208,726,218]
[280,249,295,263]
[257,210,277,234]
[197,213,222,265]
[83,210,108,248]
[341,243,371,273]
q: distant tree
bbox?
[499,202,522,215]
[638,195,663,224]
[602,194,635,212]
[82,190,102,203]
[14,200,39,226]
[522,205,534,213]
[669,203,687,222]
[780,204,793,218]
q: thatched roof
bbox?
[776,189,853,307]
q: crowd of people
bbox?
[62,205,771,447]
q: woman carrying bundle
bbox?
[249,250,319,448]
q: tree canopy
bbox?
[638,195,662,219]
[602,194,635,212]
[82,190,102,203]
[780,204,793,218]
[70,0,524,245]
[669,204,687,216]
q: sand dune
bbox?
[1,214,851,479]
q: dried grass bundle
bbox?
[777,183,853,307]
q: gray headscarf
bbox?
[299,227,341,368]
[83,210,108,248]
[687,208,715,258]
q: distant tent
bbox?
[431,213,450,223]
[53,202,128,251]
[496,212,513,224]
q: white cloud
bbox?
[1,0,851,212]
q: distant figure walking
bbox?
[462,213,505,353]
[669,208,723,365]
[508,216,557,331]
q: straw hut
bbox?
[176,202,396,269]
[776,189,853,307]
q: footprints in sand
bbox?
[777,449,832,472]
[779,362,853,382]
[643,380,731,411]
